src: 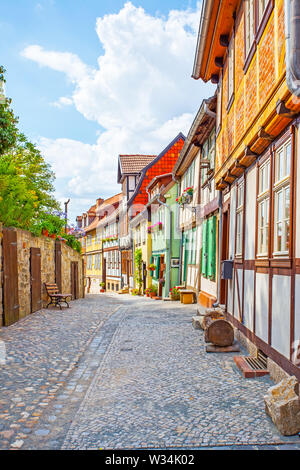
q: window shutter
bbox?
[201,221,208,276]
[211,216,217,279]
[155,256,160,279]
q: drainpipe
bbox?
[285,0,300,97]
[213,189,223,308]
[157,193,172,295]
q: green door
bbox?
[207,216,217,279]
[183,233,188,283]
[201,220,208,276]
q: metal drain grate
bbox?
[244,356,267,370]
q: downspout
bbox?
[157,193,172,296]
[285,0,300,97]
[213,189,223,308]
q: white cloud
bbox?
[51,96,73,108]
[22,1,214,222]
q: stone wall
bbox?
[61,241,84,299]
[0,226,84,326]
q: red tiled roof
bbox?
[119,155,157,175]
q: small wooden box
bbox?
[180,291,195,304]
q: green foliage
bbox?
[0,66,19,155]
[0,66,61,234]
[29,212,66,237]
[131,288,139,296]
[134,248,143,295]
[64,233,82,254]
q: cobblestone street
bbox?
[0,294,300,450]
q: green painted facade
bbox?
[150,183,180,298]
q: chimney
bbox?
[76,216,83,229]
[96,198,104,207]
[82,213,87,228]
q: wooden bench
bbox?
[44,283,72,310]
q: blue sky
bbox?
[1,0,214,222]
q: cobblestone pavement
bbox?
[0,295,120,450]
[1,294,300,450]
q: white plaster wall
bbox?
[244,168,256,260]
[294,275,300,359]
[227,279,234,314]
[255,272,269,344]
[271,275,291,359]
[296,126,300,258]
[234,268,243,320]
[201,277,217,298]
[243,270,254,331]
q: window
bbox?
[183,160,195,190]
[258,0,268,25]
[245,0,255,57]
[273,140,291,255]
[201,141,209,184]
[227,35,234,107]
[257,159,270,256]
[216,76,222,133]
[235,181,244,256]
[208,129,216,171]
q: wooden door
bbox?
[71,261,79,299]
[2,229,19,326]
[220,209,230,306]
[159,256,165,297]
[143,262,147,292]
[30,248,42,313]
[55,240,62,292]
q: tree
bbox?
[0,66,19,155]
[0,66,61,232]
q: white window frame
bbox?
[257,158,270,257]
[227,34,234,105]
[245,0,255,57]
[235,181,244,256]
[258,0,268,25]
[273,140,291,256]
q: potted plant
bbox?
[150,285,158,298]
[170,286,180,301]
[145,287,152,298]
[147,263,156,272]
[100,282,106,293]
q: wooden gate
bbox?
[30,247,42,313]
[71,261,79,300]
[2,228,19,326]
